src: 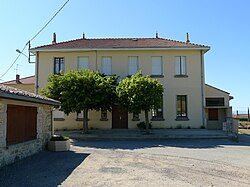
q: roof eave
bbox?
[30,46,210,53]
[0,92,61,106]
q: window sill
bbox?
[75,118,90,121]
[151,117,165,121]
[174,75,188,78]
[175,117,189,121]
[132,118,140,121]
[100,118,108,121]
[150,75,164,78]
[54,118,65,121]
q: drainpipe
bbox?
[35,52,39,94]
[200,50,205,126]
[95,50,98,71]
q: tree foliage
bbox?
[42,70,118,132]
[116,72,164,133]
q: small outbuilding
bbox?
[0,84,60,167]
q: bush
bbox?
[137,121,152,129]
[200,125,205,129]
[50,135,70,141]
[187,126,191,129]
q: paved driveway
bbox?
[1,135,250,186]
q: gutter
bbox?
[0,92,60,106]
[30,46,210,53]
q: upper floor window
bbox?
[176,95,188,119]
[101,57,112,75]
[151,56,163,76]
[54,57,64,74]
[128,56,138,75]
[175,56,187,76]
[206,98,224,107]
[78,56,89,70]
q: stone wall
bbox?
[0,100,52,168]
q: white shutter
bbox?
[181,56,186,75]
[152,57,162,75]
[78,57,89,70]
[128,56,138,75]
[175,57,181,75]
[53,110,64,119]
[101,57,112,75]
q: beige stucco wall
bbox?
[0,98,52,168]
[37,49,205,129]
[3,84,35,93]
[205,85,230,107]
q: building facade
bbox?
[31,34,232,130]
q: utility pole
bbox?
[248,107,249,122]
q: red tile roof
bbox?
[31,37,210,51]
[2,75,35,85]
[0,84,60,106]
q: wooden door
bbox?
[112,105,128,129]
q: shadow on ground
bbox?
[71,134,250,150]
[0,151,89,187]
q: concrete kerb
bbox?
[57,129,229,141]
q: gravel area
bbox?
[1,137,250,187]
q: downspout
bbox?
[200,50,205,126]
[35,52,39,94]
[95,50,98,71]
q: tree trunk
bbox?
[83,108,88,133]
[145,109,150,134]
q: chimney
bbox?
[83,32,85,39]
[16,74,21,84]
[156,31,159,38]
[186,32,190,43]
[52,32,56,44]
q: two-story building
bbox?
[30,33,233,130]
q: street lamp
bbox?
[16,49,29,58]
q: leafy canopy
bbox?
[116,72,164,113]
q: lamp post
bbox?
[16,49,29,58]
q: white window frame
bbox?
[77,56,89,70]
[101,57,112,75]
[151,56,163,75]
[128,56,138,75]
[175,56,187,75]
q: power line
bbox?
[0,0,70,80]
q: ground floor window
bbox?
[208,108,219,121]
[176,95,188,120]
[100,110,108,121]
[132,112,140,121]
[7,105,37,145]
[151,96,164,120]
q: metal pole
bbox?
[248,107,249,122]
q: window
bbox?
[100,110,108,121]
[101,57,112,75]
[54,57,64,74]
[128,56,138,75]
[132,112,140,121]
[176,95,188,119]
[151,96,164,120]
[151,56,162,75]
[78,57,89,70]
[206,98,224,107]
[7,105,37,145]
[175,56,187,76]
[208,108,219,120]
[76,111,89,121]
[53,109,65,121]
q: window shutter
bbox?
[128,56,138,75]
[152,57,162,75]
[181,56,186,75]
[101,57,112,75]
[78,57,89,70]
[175,57,181,75]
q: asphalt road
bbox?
[1,135,250,187]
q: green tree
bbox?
[117,72,164,133]
[42,70,117,133]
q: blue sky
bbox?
[0,0,249,113]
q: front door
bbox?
[112,105,128,129]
